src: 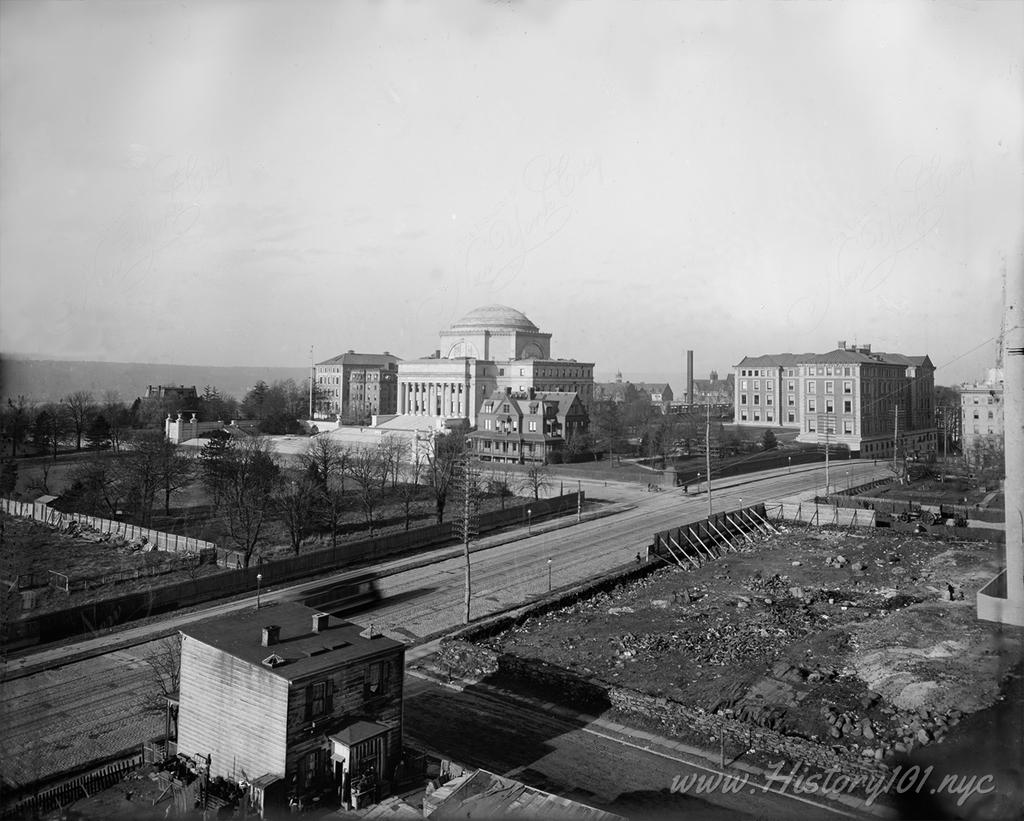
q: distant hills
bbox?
[0,357,310,404]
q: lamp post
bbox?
[547,558,552,592]
[256,573,263,610]
[527,508,532,535]
[788,456,792,474]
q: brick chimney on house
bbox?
[261,625,281,647]
[312,613,330,633]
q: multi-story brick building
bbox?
[176,602,404,816]
[314,352,399,419]
[960,368,1004,463]
[733,342,936,458]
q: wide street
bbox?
[0,461,890,813]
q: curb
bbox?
[408,662,898,819]
[1,503,633,682]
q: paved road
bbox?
[403,676,866,821]
[0,462,890,792]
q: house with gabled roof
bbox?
[469,388,588,464]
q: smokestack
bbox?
[686,350,694,405]
[262,625,281,647]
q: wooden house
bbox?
[176,601,404,816]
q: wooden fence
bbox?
[2,492,584,648]
[1,750,143,819]
[0,497,216,556]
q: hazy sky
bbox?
[2,1,1021,386]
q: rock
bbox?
[789,586,804,599]
[763,597,774,605]
[862,720,875,740]
[791,560,802,566]
[874,748,885,761]
[829,725,842,738]
[852,561,868,571]
[736,601,749,609]
[894,742,908,754]
[916,728,931,744]
[835,555,849,567]
[651,599,669,609]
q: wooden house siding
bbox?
[283,650,405,777]
[177,636,289,781]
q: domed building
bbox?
[440,304,551,361]
[395,304,594,426]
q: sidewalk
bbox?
[407,660,897,819]
[1,501,633,681]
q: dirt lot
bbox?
[1,515,225,615]
[480,525,1023,762]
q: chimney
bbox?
[686,350,694,405]
[528,387,536,400]
[505,387,512,396]
[262,625,281,647]
[837,340,847,350]
[312,613,329,633]
[436,349,442,359]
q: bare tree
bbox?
[274,474,318,554]
[521,464,550,500]
[2,396,33,458]
[139,635,182,716]
[487,468,517,510]
[303,435,349,493]
[423,431,467,525]
[379,434,408,489]
[63,390,96,451]
[212,436,281,567]
[397,443,425,529]
[102,391,130,453]
[346,446,386,534]
[318,475,349,549]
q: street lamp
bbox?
[256,573,263,610]
[527,508,532,535]
[547,558,552,592]
[788,456,792,474]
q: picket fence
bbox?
[0,497,217,557]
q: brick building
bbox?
[733,342,936,458]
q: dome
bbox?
[449,304,538,332]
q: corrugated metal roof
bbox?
[430,769,626,821]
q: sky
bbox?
[1,1,1021,387]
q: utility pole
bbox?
[453,447,479,624]
[705,402,713,518]
[824,416,830,495]
[308,346,314,420]
[893,402,900,476]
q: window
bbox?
[808,418,817,432]
[741,410,748,421]
[753,411,761,421]
[365,661,391,698]
[807,381,816,394]
[788,395,795,406]
[741,380,748,390]
[826,399,834,413]
[787,411,795,423]
[753,394,760,405]
[767,382,774,392]
[788,380,795,391]
[766,397,773,406]
[825,381,834,394]
[311,682,326,716]
[753,380,761,390]
[498,368,505,376]
[808,399,816,413]
[528,421,537,431]
[766,411,774,421]
[843,381,852,394]
[741,394,747,404]
[843,399,852,413]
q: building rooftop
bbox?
[316,351,400,367]
[427,769,626,820]
[736,350,933,369]
[181,600,403,681]
[448,304,539,332]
